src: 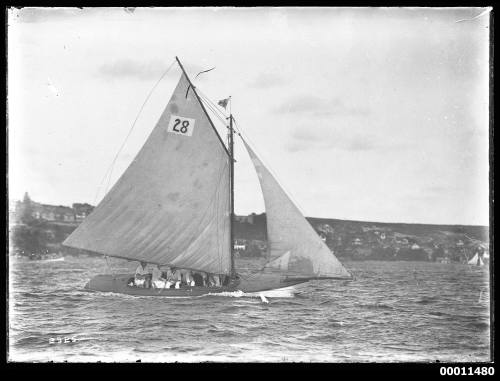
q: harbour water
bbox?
[8,257,491,362]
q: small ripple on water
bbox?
[357,302,395,310]
[416,296,440,304]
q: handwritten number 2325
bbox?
[173,119,190,133]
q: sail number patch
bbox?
[167,115,195,137]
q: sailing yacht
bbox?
[63,57,352,296]
[468,251,489,266]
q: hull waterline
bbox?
[84,273,308,297]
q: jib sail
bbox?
[243,140,351,279]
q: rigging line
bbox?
[214,157,230,274]
[215,172,222,274]
[202,98,227,126]
[232,117,309,217]
[197,90,229,123]
[200,95,229,122]
[198,92,229,126]
[197,92,233,274]
[199,97,228,127]
[196,88,228,117]
[97,59,177,199]
[201,159,226,274]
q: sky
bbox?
[8,7,491,225]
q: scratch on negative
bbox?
[455,8,491,23]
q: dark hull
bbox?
[84,273,308,297]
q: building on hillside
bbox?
[353,237,362,246]
[30,204,75,222]
[73,203,94,221]
[12,193,93,224]
[395,237,409,245]
[235,214,255,224]
[234,240,246,251]
[55,205,75,222]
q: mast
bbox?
[229,112,235,278]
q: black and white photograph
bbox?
[7,7,492,364]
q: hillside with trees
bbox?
[9,195,489,263]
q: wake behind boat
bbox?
[63,57,352,297]
[42,256,65,262]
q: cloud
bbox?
[98,59,168,80]
[348,139,376,152]
[9,7,95,23]
[273,95,370,117]
[97,59,173,80]
[286,127,379,153]
[10,7,140,23]
[97,59,206,81]
[249,72,287,89]
[424,185,462,195]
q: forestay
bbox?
[63,73,231,275]
[243,141,351,279]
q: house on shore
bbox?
[12,193,94,224]
[353,237,363,246]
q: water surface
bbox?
[8,257,491,362]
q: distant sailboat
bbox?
[63,57,351,296]
[468,252,489,267]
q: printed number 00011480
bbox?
[167,115,196,137]
[439,367,494,376]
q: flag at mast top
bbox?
[218,97,231,110]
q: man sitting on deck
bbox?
[208,274,221,287]
[166,267,181,289]
[180,269,196,287]
[151,264,167,289]
[134,261,150,288]
[192,271,207,287]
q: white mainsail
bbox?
[63,73,232,275]
[243,140,351,279]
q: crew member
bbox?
[166,267,181,289]
[180,269,195,287]
[151,264,167,289]
[135,261,149,288]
